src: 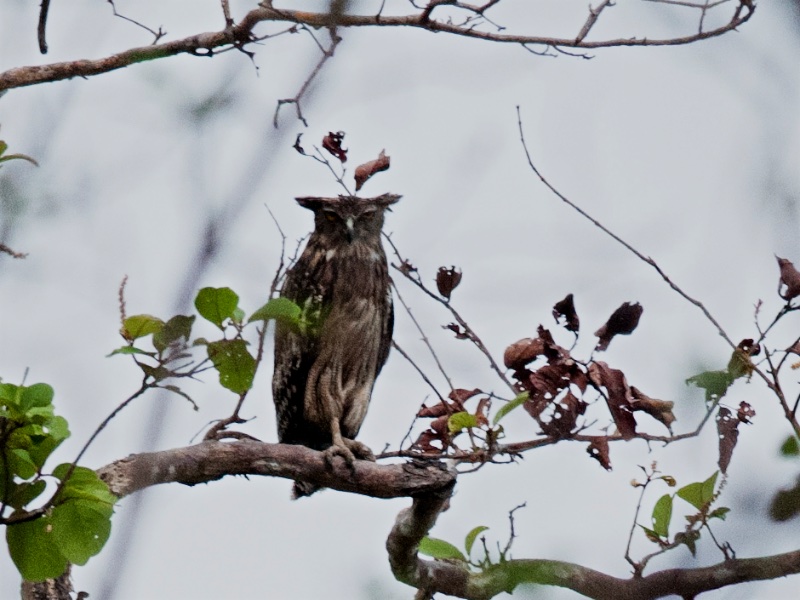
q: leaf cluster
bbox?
[0,382,115,582]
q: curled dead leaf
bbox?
[553,293,580,333]
[777,256,800,301]
[588,361,637,439]
[594,302,643,351]
[436,266,462,300]
[322,131,347,162]
[444,323,470,340]
[630,386,675,430]
[354,149,390,191]
[716,406,739,475]
[503,337,546,370]
[587,436,612,471]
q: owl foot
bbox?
[322,438,375,469]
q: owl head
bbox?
[295,194,401,244]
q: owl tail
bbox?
[292,480,323,499]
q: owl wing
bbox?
[375,286,394,377]
[272,250,334,449]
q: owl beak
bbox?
[345,217,355,242]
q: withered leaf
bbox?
[737,400,755,424]
[553,293,580,333]
[354,149,390,191]
[397,259,417,276]
[322,131,347,162]
[594,302,643,351]
[444,323,470,340]
[436,266,463,300]
[587,436,612,470]
[716,406,739,475]
[503,337,546,370]
[777,256,800,301]
[728,339,760,380]
[588,361,637,439]
[418,403,449,418]
[293,133,307,155]
[539,391,588,438]
[449,388,482,404]
[630,386,675,430]
[412,429,445,453]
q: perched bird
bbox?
[272,194,400,498]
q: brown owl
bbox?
[272,193,400,498]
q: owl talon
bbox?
[322,438,375,468]
[322,442,356,468]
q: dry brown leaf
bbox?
[354,149,390,191]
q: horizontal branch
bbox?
[387,483,800,600]
[0,2,755,93]
[96,439,455,499]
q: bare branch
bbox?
[0,2,756,93]
[37,0,51,54]
[516,106,736,349]
[576,0,615,44]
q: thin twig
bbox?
[107,0,167,43]
[391,276,454,391]
[37,0,50,54]
[516,106,736,350]
[221,0,234,28]
[575,0,615,44]
[265,204,288,297]
[391,340,446,403]
[273,22,343,127]
[384,235,515,392]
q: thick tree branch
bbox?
[96,440,455,499]
[0,2,755,93]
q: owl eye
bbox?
[323,211,338,222]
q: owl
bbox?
[272,193,400,498]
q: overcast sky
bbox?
[1,1,799,599]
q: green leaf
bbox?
[50,499,113,565]
[651,494,673,538]
[249,297,302,326]
[53,465,117,506]
[7,515,68,581]
[107,345,151,357]
[0,140,6,155]
[195,287,239,329]
[448,411,478,433]
[8,449,38,480]
[702,471,719,501]
[492,392,530,426]
[780,435,800,457]
[19,383,54,412]
[674,530,700,556]
[152,315,195,353]
[43,415,70,442]
[418,536,466,561]
[232,307,246,323]
[122,314,164,340]
[464,526,489,556]
[639,525,661,544]
[677,471,718,511]
[709,506,730,520]
[686,369,732,403]
[676,482,705,510]
[8,480,47,510]
[206,339,256,394]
